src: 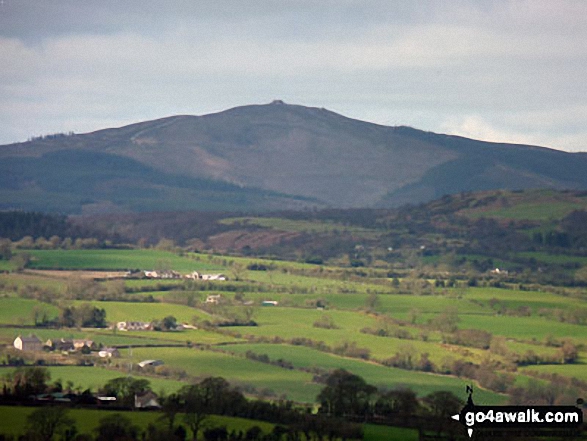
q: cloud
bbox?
[440,115,587,152]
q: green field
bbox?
[522,363,587,382]
[462,191,587,221]
[0,365,185,395]
[0,297,60,325]
[363,424,418,441]
[221,343,506,404]
[73,300,211,324]
[122,346,322,403]
[220,307,491,364]
[0,405,275,438]
[25,249,224,272]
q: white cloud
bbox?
[440,115,587,152]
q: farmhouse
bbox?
[46,338,74,351]
[98,347,120,358]
[13,335,42,351]
[117,321,153,331]
[73,339,95,350]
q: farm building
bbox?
[138,359,164,368]
[98,347,120,358]
[117,321,153,331]
[73,339,95,350]
[13,335,42,351]
[201,274,227,281]
[46,338,74,351]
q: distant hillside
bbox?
[1,101,587,213]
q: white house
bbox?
[13,335,42,351]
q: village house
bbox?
[13,335,42,351]
[73,339,95,350]
[98,347,120,358]
[45,338,74,351]
[117,321,153,331]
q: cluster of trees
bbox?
[59,305,107,328]
[316,369,464,427]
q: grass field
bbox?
[461,190,587,221]
[25,249,224,272]
[516,251,587,266]
[363,424,418,441]
[522,363,587,382]
[73,300,211,324]
[122,346,322,403]
[0,260,16,271]
[0,405,275,438]
[221,307,492,364]
[221,343,506,404]
[0,297,60,325]
[0,365,186,395]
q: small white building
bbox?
[13,335,42,352]
[117,321,153,331]
[98,347,120,358]
[201,274,227,281]
[138,359,164,368]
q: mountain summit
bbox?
[2,102,587,214]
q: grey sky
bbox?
[1,1,586,151]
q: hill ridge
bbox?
[1,101,586,214]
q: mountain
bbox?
[2,101,587,214]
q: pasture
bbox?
[0,365,185,395]
[0,297,60,326]
[221,343,506,404]
[121,346,322,403]
[0,406,275,438]
[25,249,224,272]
